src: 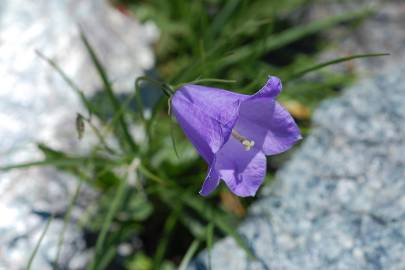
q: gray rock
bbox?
[190,67,405,269]
[0,0,157,269]
[303,0,405,74]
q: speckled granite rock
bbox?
[190,66,405,269]
[304,0,405,74]
[0,1,157,269]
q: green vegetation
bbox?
[2,0,388,269]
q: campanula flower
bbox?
[171,76,301,197]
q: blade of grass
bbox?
[206,221,214,270]
[80,30,137,153]
[88,176,128,270]
[96,245,117,270]
[178,214,207,241]
[169,117,180,159]
[140,166,253,260]
[173,8,372,83]
[174,78,237,89]
[180,193,256,260]
[0,155,127,172]
[178,239,200,270]
[209,0,241,39]
[81,116,117,154]
[220,8,372,68]
[138,163,171,186]
[35,50,96,116]
[54,181,82,269]
[143,168,255,260]
[27,216,53,270]
[153,204,182,268]
[0,158,89,171]
[287,52,390,80]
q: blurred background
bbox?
[1,0,404,269]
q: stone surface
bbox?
[304,0,405,74]
[0,1,157,269]
[190,66,405,269]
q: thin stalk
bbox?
[27,216,53,270]
[54,181,83,268]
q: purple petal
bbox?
[236,99,301,155]
[171,76,301,197]
[199,165,220,196]
[235,77,301,155]
[254,76,283,99]
[172,84,244,163]
[214,137,267,197]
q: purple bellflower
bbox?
[171,76,301,197]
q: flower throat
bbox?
[231,129,255,151]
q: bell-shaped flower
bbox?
[171,76,301,197]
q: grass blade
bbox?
[178,240,200,270]
[80,30,137,153]
[145,169,255,260]
[27,216,53,270]
[169,118,180,159]
[54,181,83,268]
[180,194,256,260]
[174,78,237,89]
[35,50,96,116]
[206,221,214,270]
[95,246,117,270]
[153,205,181,268]
[0,158,89,171]
[288,52,390,80]
[88,176,128,270]
[220,8,372,68]
[209,0,241,39]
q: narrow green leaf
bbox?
[95,245,117,270]
[174,78,237,89]
[80,30,137,153]
[288,52,390,80]
[0,158,87,171]
[0,155,125,172]
[35,50,96,116]
[169,118,180,159]
[54,181,82,269]
[88,177,128,270]
[206,221,214,270]
[220,8,372,68]
[145,168,254,260]
[153,205,181,268]
[27,216,53,270]
[209,0,241,39]
[138,163,173,186]
[180,194,256,260]
[178,240,200,270]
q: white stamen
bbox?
[232,130,255,151]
